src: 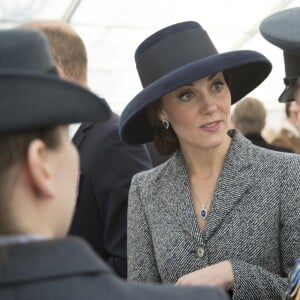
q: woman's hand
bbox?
[175,260,234,291]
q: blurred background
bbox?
[1,0,300,134]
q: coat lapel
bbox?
[167,152,203,243]
[72,123,92,148]
[166,130,257,243]
[203,130,256,240]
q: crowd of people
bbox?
[0,6,299,300]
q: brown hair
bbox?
[146,99,180,156]
[22,20,88,83]
[0,127,61,234]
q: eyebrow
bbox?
[208,73,217,81]
[182,73,218,87]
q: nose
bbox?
[199,95,217,115]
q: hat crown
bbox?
[260,7,300,56]
[135,21,201,62]
[134,21,218,87]
[260,7,300,102]
[0,28,57,75]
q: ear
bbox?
[27,140,55,198]
[158,108,168,122]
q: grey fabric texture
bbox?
[0,237,229,300]
[128,129,300,300]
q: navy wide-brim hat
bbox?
[260,7,300,103]
[0,28,111,134]
[119,21,272,145]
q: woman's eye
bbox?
[178,91,193,101]
[211,81,224,92]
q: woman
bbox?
[119,21,300,299]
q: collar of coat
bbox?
[0,237,111,285]
[157,129,256,242]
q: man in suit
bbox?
[0,27,228,300]
[23,20,152,278]
[231,96,293,152]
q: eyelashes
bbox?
[211,81,225,92]
[178,89,194,101]
[177,79,226,101]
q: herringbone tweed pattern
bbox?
[128,129,300,300]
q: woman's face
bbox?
[289,96,300,132]
[159,72,231,151]
[294,85,300,105]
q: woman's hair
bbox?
[0,126,62,233]
[147,71,232,155]
[147,99,180,155]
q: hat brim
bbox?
[120,50,272,144]
[279,85,294,103]
[0,72,111,134]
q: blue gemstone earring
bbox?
[162,119,169,129]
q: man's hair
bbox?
[0,127,61,234]
[22,20,88,83]
[232,97,266,135]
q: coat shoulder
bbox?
[131,156,174,186]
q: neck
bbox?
[182,135,231,179]
[9,176,57,239]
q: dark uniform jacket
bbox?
[69,112,152,278]
[0,237,229,300]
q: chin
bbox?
[200,136,228,149]
[206,131,224,141]
[202,142,223,149]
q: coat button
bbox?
[196,246,205,258]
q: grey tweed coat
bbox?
[128,129,300,300]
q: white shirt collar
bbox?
[0,234,47,246]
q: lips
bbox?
[200,121,220,128]
[199,120,222,133]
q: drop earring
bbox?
[162,119,169,129]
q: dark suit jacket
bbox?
[69,112,152,278]
[0,237,229,300]
[245,133,293,152]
